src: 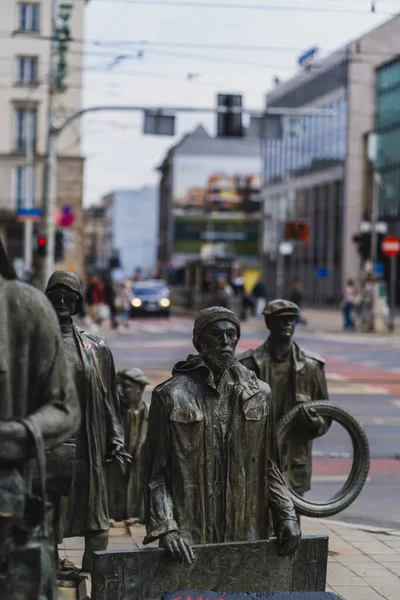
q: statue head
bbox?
[117,368,149,410]
[263,299,299,342]
[45,270,83,324]
[193,306,241,371]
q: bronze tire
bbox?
[276,401,370,518]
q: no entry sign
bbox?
[382,235,400,257]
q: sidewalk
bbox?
[57,518,400,600]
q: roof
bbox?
[159,124,261,168]
[267,13,400,105]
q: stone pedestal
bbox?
[92,535,328,600]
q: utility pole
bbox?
[23,104,35,279]
[43,0,59,287]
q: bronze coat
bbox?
[0,277,80,481]
[239,341,329,493]
[144,355,296,545]
[71,325,124,530]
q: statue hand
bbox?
[160,531,195,565]
[275,519,301,556]
[297,405,321,431]
[105,442,132,464]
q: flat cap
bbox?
[193,306,241,346]
[263,299,299,318]
[118,368,150,386]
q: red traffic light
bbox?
[38,236,47,247]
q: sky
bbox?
[81,0,399,207]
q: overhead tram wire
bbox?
[90,0,395,15]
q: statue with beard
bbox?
[143,306,301,565]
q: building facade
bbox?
[158,125,262,283]
[102,187,159,279]
[262,15,400,304]
[0,0,88,279]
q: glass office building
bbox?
[375,58,400,218]
[262,56,348,303]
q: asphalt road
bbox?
[103,314,400,530]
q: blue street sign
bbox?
[16,208,43,222]
[315,267,329,279]
[374,262,384,275]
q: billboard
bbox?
[173,215,260,256]
[173,154,262,214]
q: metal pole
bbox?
[370,172,379,276]
[44,130,58,285]
[23,107,34,278]
[42,0,58,288]
[389,254,397,331]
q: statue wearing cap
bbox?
[45,271,128,574]
[107,368,150,522]
[143,306,301,565]
[239,299,330,496]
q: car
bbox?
[130,281,171,317]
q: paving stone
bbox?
[369,554,400,562]
[350,542,397,555]
[330,587,384,600]
[377,588,400,600]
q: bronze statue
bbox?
[144,306,301,565]
[239,299,330,496]
[108,368,149,522]
[0,241,80,597]
[45,270,128,575]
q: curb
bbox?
[307,516,400,536]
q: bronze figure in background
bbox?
[240,299,330,496]
[108,368,149,522]
[45,270,128,575]
[144,306,301,565]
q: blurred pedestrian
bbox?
[85,275,105,323]
[251,276,267,317]
[215,277,234,310]
[119,280,134,328]
[359,275,374,332]
[289,279,306,325]
[104,274,119,330]
[341,278,357,331]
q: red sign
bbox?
[382,235,400,257]
[284,220,310,242]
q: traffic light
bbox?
[55,230,64,263]
[217,94,243,137]
[352,231,386,261]
[36,235,47,257]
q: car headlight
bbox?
[132,298,142,307]
[160,298,171,308]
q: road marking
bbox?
[391,399,400,409]
[311,476,371,483]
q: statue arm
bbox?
[143,391,178,544]
[267,404,298,526]
[102,345,125,451]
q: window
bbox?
[18,3,40,32]
[14,107,37,152]
[14,166,35,210]
[17,56,38,84]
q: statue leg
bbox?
[82,530,109,574]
